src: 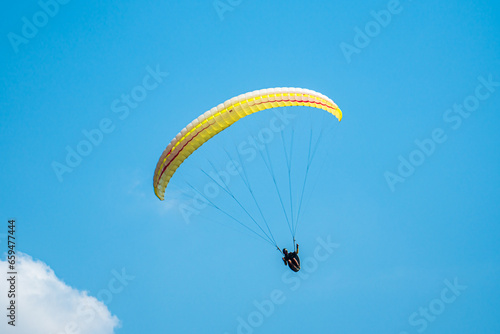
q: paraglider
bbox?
[153,87,341,199]
[153,87,342,272]
[282,244,300,272]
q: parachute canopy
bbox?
[153,87,342,200]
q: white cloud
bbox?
[0,253,120,334]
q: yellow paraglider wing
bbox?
[153,87,342,200]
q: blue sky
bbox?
[1,0,499,333]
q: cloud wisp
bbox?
[0,253,120,334]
